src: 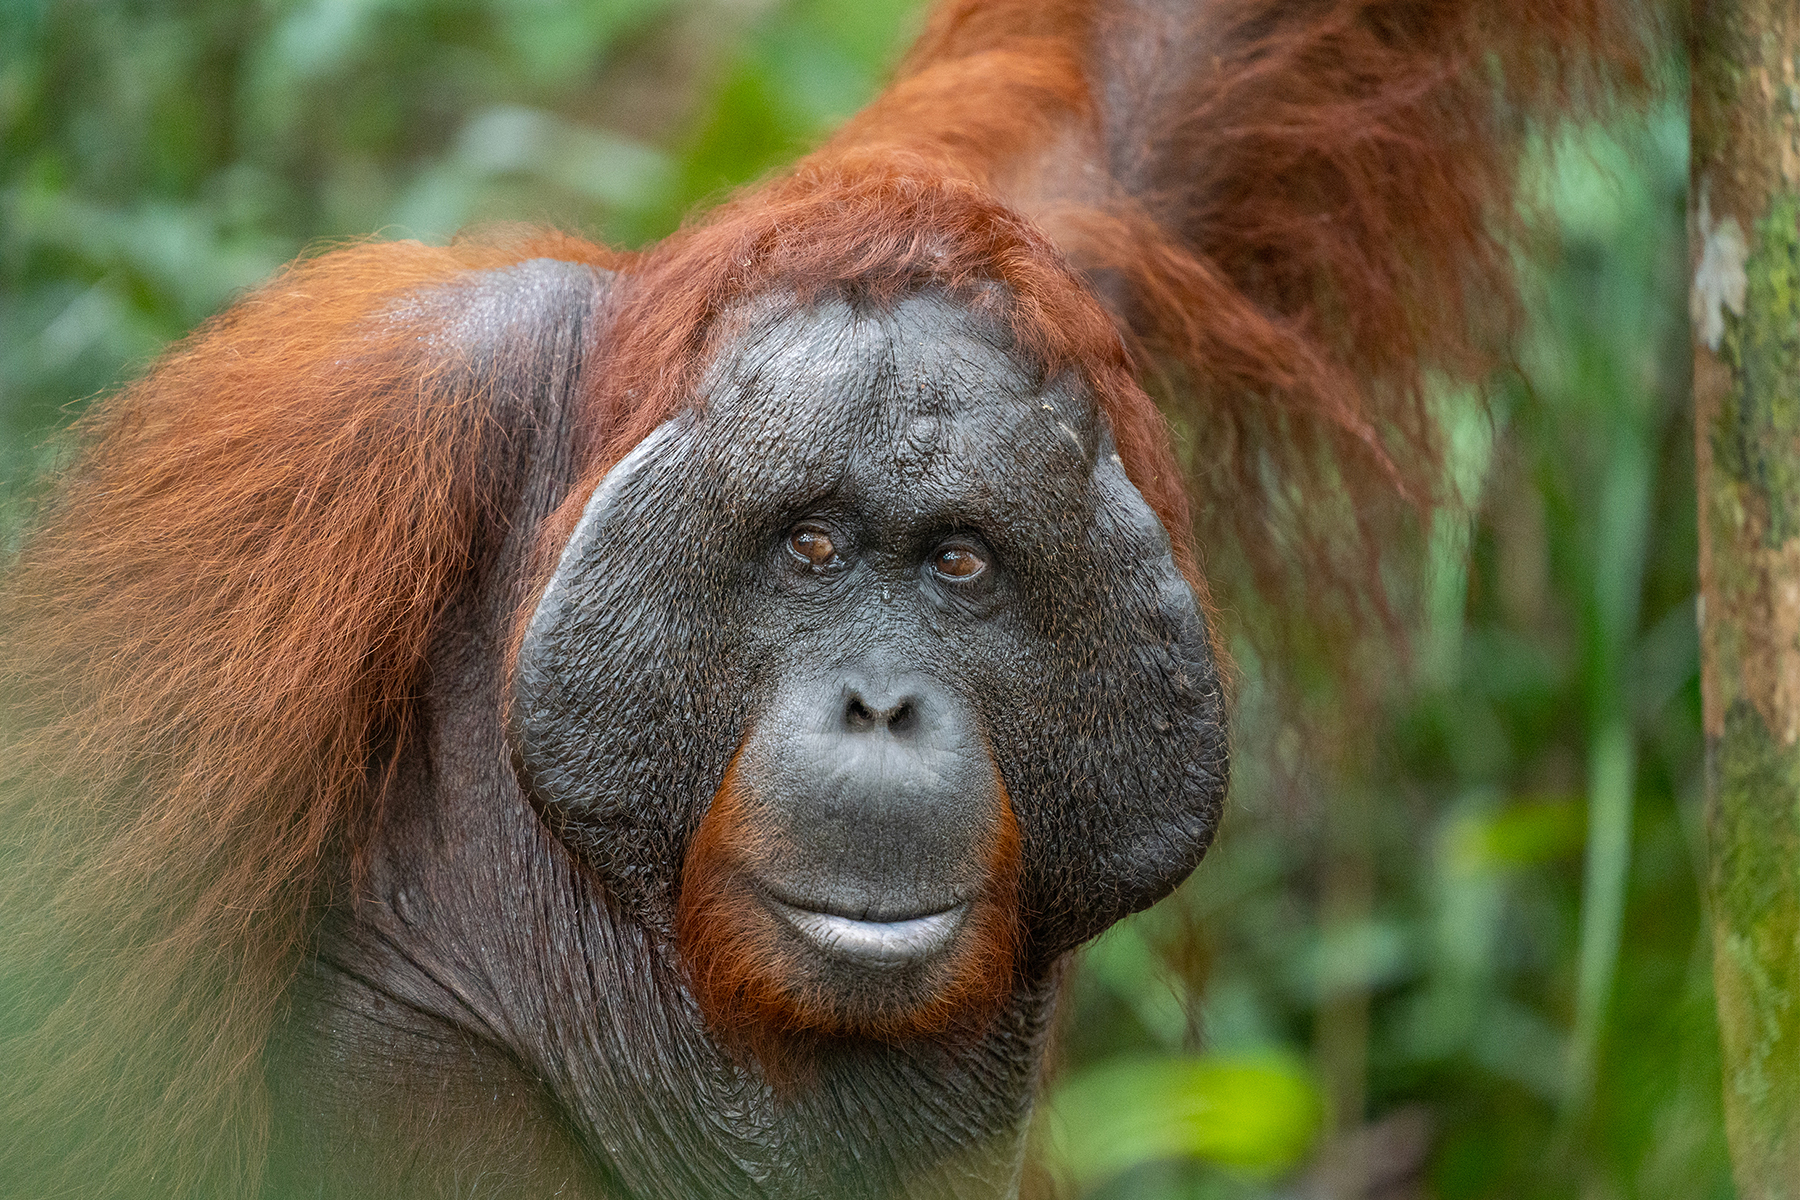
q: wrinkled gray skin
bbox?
[264,260,1226,1199]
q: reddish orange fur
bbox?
[0,2,1650,1195]
[676,753,1023,1078]
[0,232,618,1196]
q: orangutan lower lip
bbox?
[765,897,968,965]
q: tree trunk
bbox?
[1693,4,1800,1195]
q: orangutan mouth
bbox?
[764,895,969,966]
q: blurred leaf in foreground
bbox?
[1037,1053,1323,1191]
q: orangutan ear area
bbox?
[0,3,1713,1199]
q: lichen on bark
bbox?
[1712,701,1800,1158]
[1719,194,1800,543]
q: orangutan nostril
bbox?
[845,695,877,729]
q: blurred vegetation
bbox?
[0,2,1723,1197]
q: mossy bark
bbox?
[1693,3,1800,1195]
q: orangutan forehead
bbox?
[694,289,1104,483]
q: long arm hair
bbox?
[0,235,612,1196]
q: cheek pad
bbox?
[511,414,757,917]
[978,445,1228,960]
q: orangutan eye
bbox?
[930,543,987,582]
[787,525,841,570]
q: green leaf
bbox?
[1037,1052,1323,1190]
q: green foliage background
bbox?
[0,1,1724,1196]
